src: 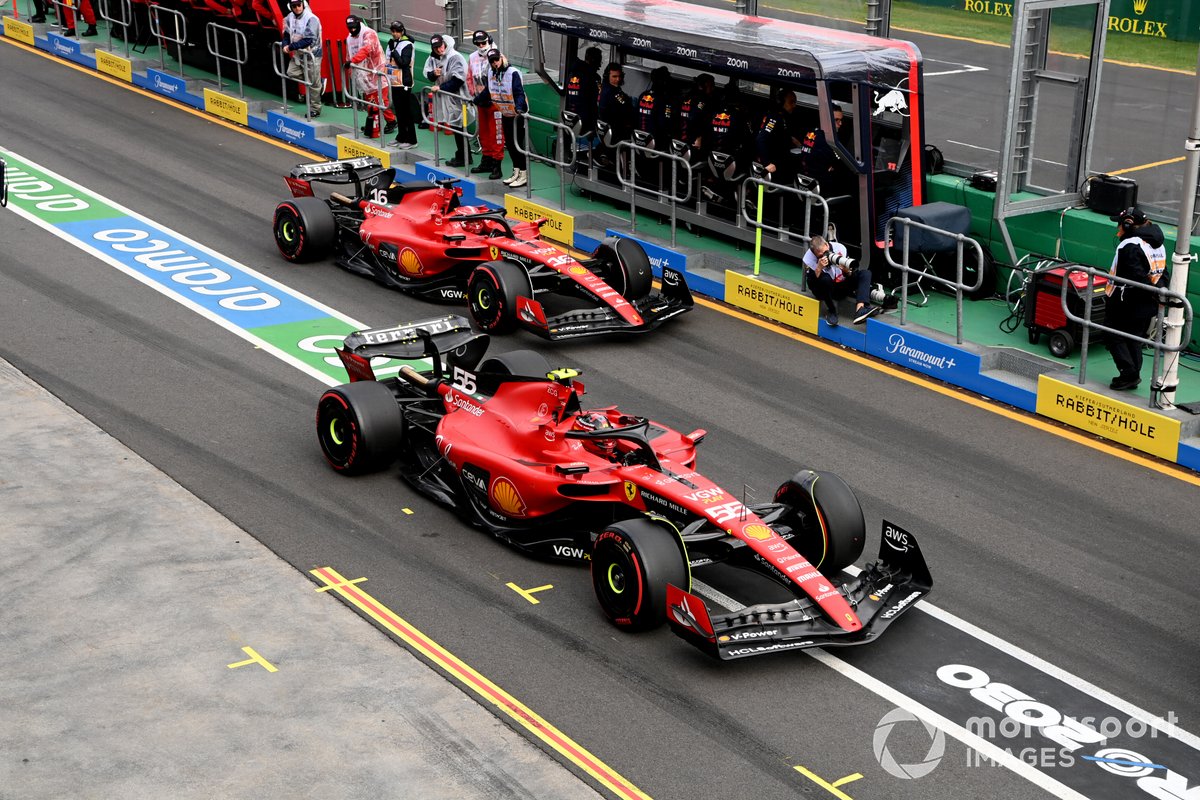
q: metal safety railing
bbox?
[270,41,321,120]
[343,61,390,138]
[419,86,477,162]
[1059,264,1193,399]
[204,21,247,97]
[513,109,576,208]
[47,0,80,36]
[612,140,693,247]
[885,216,985,344]
[95,0,131,56]
[148,4,186,77]
[739,173,833,285]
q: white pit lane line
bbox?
[8,148,1198,799]
[924,63,989,77]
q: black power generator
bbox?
[1024,266,1109,358]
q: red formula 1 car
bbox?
[272,157,692,340]
[315,316,932,660]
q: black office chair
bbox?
[888,201,977,306]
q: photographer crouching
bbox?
[803,236,879,327]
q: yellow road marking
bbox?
[0,37,314,156]
[794,765,863,799]
[8,32,1194,484]
[1108,156,1186,176]
[311,567,651,800]
[227,646,278,672]
[750,0,1194,74]
[507,582,554,604]
[691,294,1200,486]
[315,575,367,592]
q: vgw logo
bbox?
[873,708,946,779]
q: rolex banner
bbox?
[903,0,1198,43]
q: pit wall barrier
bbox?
[927,174,1200,352]
[6,18,1197,472]
[583,227,1198,472]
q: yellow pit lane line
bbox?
[311,567,652,800]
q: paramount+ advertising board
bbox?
[907,0,1197,42]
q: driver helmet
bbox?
[573,412,615,456]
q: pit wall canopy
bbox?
[530,0,922,90]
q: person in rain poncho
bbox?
[424,33,473,168]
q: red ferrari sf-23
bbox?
[315,316,933,660]
[273,157,692,340]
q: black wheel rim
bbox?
[317,396,354,467]
[471,275,501,328]
[275,210,301,257]
[595,543,640,618]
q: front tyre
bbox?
[592,518,688,631]
[592,237,653,301]
[773,470,865,572]
[467,260,532,334]
[274,196,336,263]
[316,381,403,475]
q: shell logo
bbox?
[568,265,588,276]
[490,477,526,516]
[398,248,423,275]
[742,523,773,541]
[489,245,500,260]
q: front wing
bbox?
[519,267,694,341]
[667,520,932,660]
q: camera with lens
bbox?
[827,253,855,270]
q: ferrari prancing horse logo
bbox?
[489,245,500,260]
[624,481,639,502]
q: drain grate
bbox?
[984,347,1071,381]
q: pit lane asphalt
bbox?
[2,41,1197,800]
[0,354,603,799]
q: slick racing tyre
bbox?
[592,518,688,631]
[478,350,551,379]
[316,381,403,475]
[467,260,533,334]
[773,470,865,572]
[274,196,336,263]
[593,237,653,301]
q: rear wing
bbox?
[285,157,391,198]
[337,315,489,383]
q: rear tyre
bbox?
[477,350,551,379]
[592,518,688,631]
[467,260,533,334]
[593,237,653,301]
[773,470,865,572]
[1048,328,1074,358]
[274,196,336,263]
[316,381,403,475]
